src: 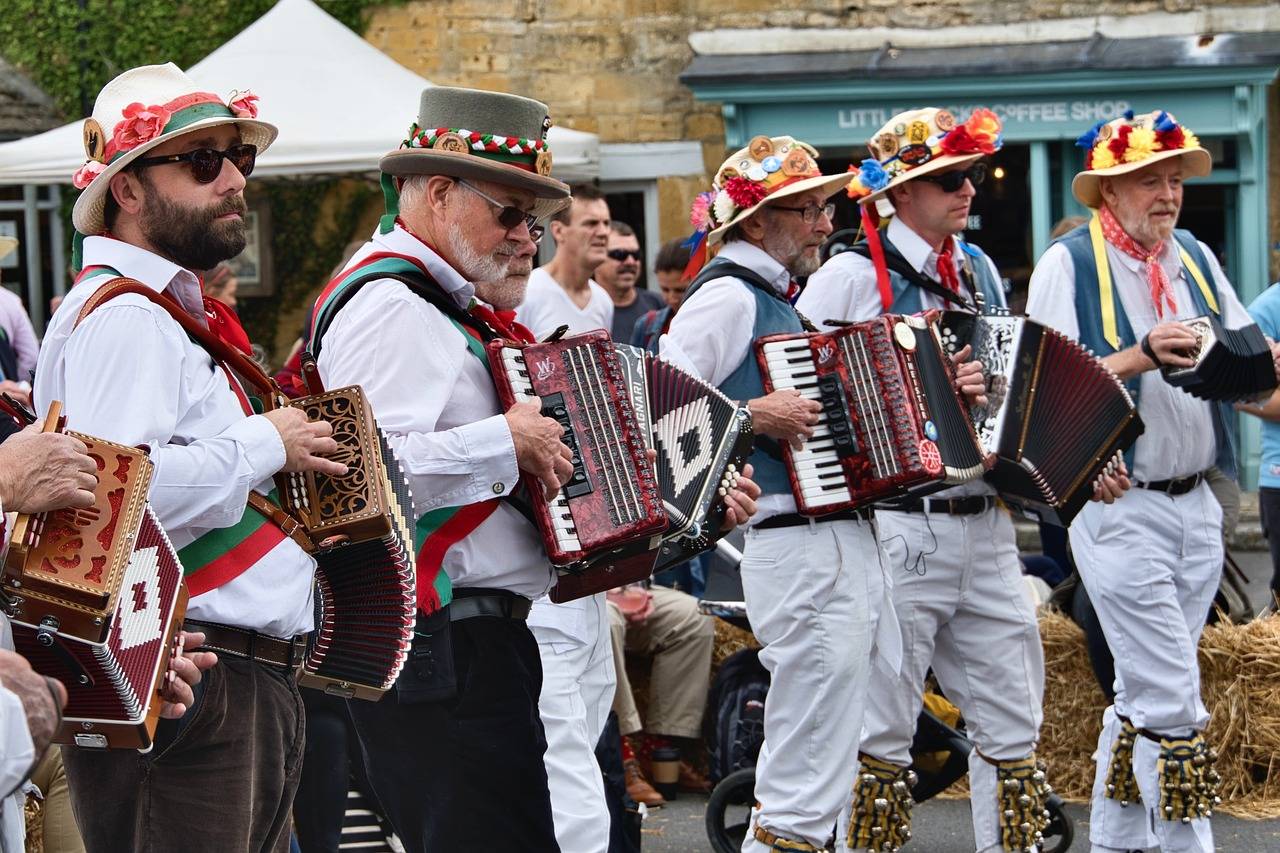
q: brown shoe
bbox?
[677,760,712,793]
[624,758,666,808]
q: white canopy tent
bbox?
[0,0,598,183]
[0,0,599,327]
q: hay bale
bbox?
[1037,609,1280,818]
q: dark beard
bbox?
[140,191,248,271]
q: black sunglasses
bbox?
[607,249,642,262]
[132,143,258,184]
[456,180,545,243]
[914,163,987,193]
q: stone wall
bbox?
[364,0,1278,252]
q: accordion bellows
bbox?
[940,311,1145,527]
[1160,314,1278,402]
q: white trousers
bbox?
[1071,484,1221,853]
[533,593,616,853]
[851,507,1045,853]
[739,518,891,852]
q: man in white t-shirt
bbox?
[517,184,614,338]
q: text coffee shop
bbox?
[683,30,1279,485]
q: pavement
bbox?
[654,548,1280,852]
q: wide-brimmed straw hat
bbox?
[1070,110,1211,208]
[70,62,277,235]
[845,107,1003,205]
[688,135,851,248]
[380,86,570,221]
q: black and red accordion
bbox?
[489,331,751,602]
[755,314,990,515]
[1159,314,1277,402]
[2,403,187,751]
[939,310,1145,526]
[276,385,416,701]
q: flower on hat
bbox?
[845,158,889,199]
[712,190,736,226]
[1075,120,1107,151]
[963,108,1001,151]
[1183,129,1201,150]
[689,191,715,232]
[1156,125,1185,151]
[227,91,259,119]
[1089,144,1118,171]
[72,160,107,189]
[723,175,769,210]
[1123,127,1159,163]
[112,102,173,152]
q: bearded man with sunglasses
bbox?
[35,64,346,852]
[595,222,663,342]
[796,107,1109,852]
[661,135,903,853]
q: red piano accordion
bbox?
[756,314,990,515]
[2,401,187,751]
[489,331,669,602]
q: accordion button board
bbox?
[1159,314,1278,402]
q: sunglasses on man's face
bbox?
[606,249,642,263]
[456,179,544,243]
[132,143,258,184]
[914,163,987,193]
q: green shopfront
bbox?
[683,34,1279,486]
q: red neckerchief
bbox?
[1098,204,1177,320]
[201,292,253,356]
[935,239,962,295]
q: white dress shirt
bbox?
[661,241,796,522]
[797,217,1002,498]
[316,225,554,601]
[1026,234,1250,482]
[0,613,33,853]
[517,268,614,339]
[34,237,315,637]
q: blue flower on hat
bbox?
[1075,119,1107,149]
[1153,111,1177,132]
[1123,109,1135,120]
[857,158,889,191]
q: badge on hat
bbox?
[432,131,469,153]
[536,149,554,176]
[83,118,106,163]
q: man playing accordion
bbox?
[1027,109,1280,853]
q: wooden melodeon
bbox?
[275,385,416,701]
[1,402,187,751]
[1159,314,1278,402]
[939,310,1145,526]
[489,331,670,602]
[756,314,990,516]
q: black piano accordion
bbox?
[489,331,751,602]
[939,310,1145,526]
[276,385,417,701]
[755,314,990,515]
[2,402,187,751]
[1160,314,1277,402]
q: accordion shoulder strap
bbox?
[848,238,976,312]
[246,490,314,554]
[74,276,281,399]
[687,260,819,332]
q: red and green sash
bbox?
[310,251,520,615]
[74,265,291,596]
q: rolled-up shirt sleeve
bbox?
[49,303,286,532]
[317,282,519,513]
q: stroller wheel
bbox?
[706,767,757,853]
[1039,793,1075,853]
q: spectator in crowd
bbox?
[516,184,613,338]
[204,262,239,310]
[1240,279,1280,606]
[0,237,39,400]
[631,238,692,355]
[606,583,715,807]
[595,222,662,342]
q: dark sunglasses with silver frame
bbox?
[455,179,545,243]
[913,163,988,193]
[131,143,258,184]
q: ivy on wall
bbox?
[0,0,399,360]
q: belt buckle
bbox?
[290,634,308,669]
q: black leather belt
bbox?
[878,495,997,516]
[184,619,308,672]
[449,589,532,622]
[754,506,874,530]
[1135,471,1205,497]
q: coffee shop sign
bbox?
[837,100,1132,129]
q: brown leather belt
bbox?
[184,619,308,672]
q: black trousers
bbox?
[1259,486,1280,600]
[63,658,305,853]
[348,614,560,852]
[293,688,384,853]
